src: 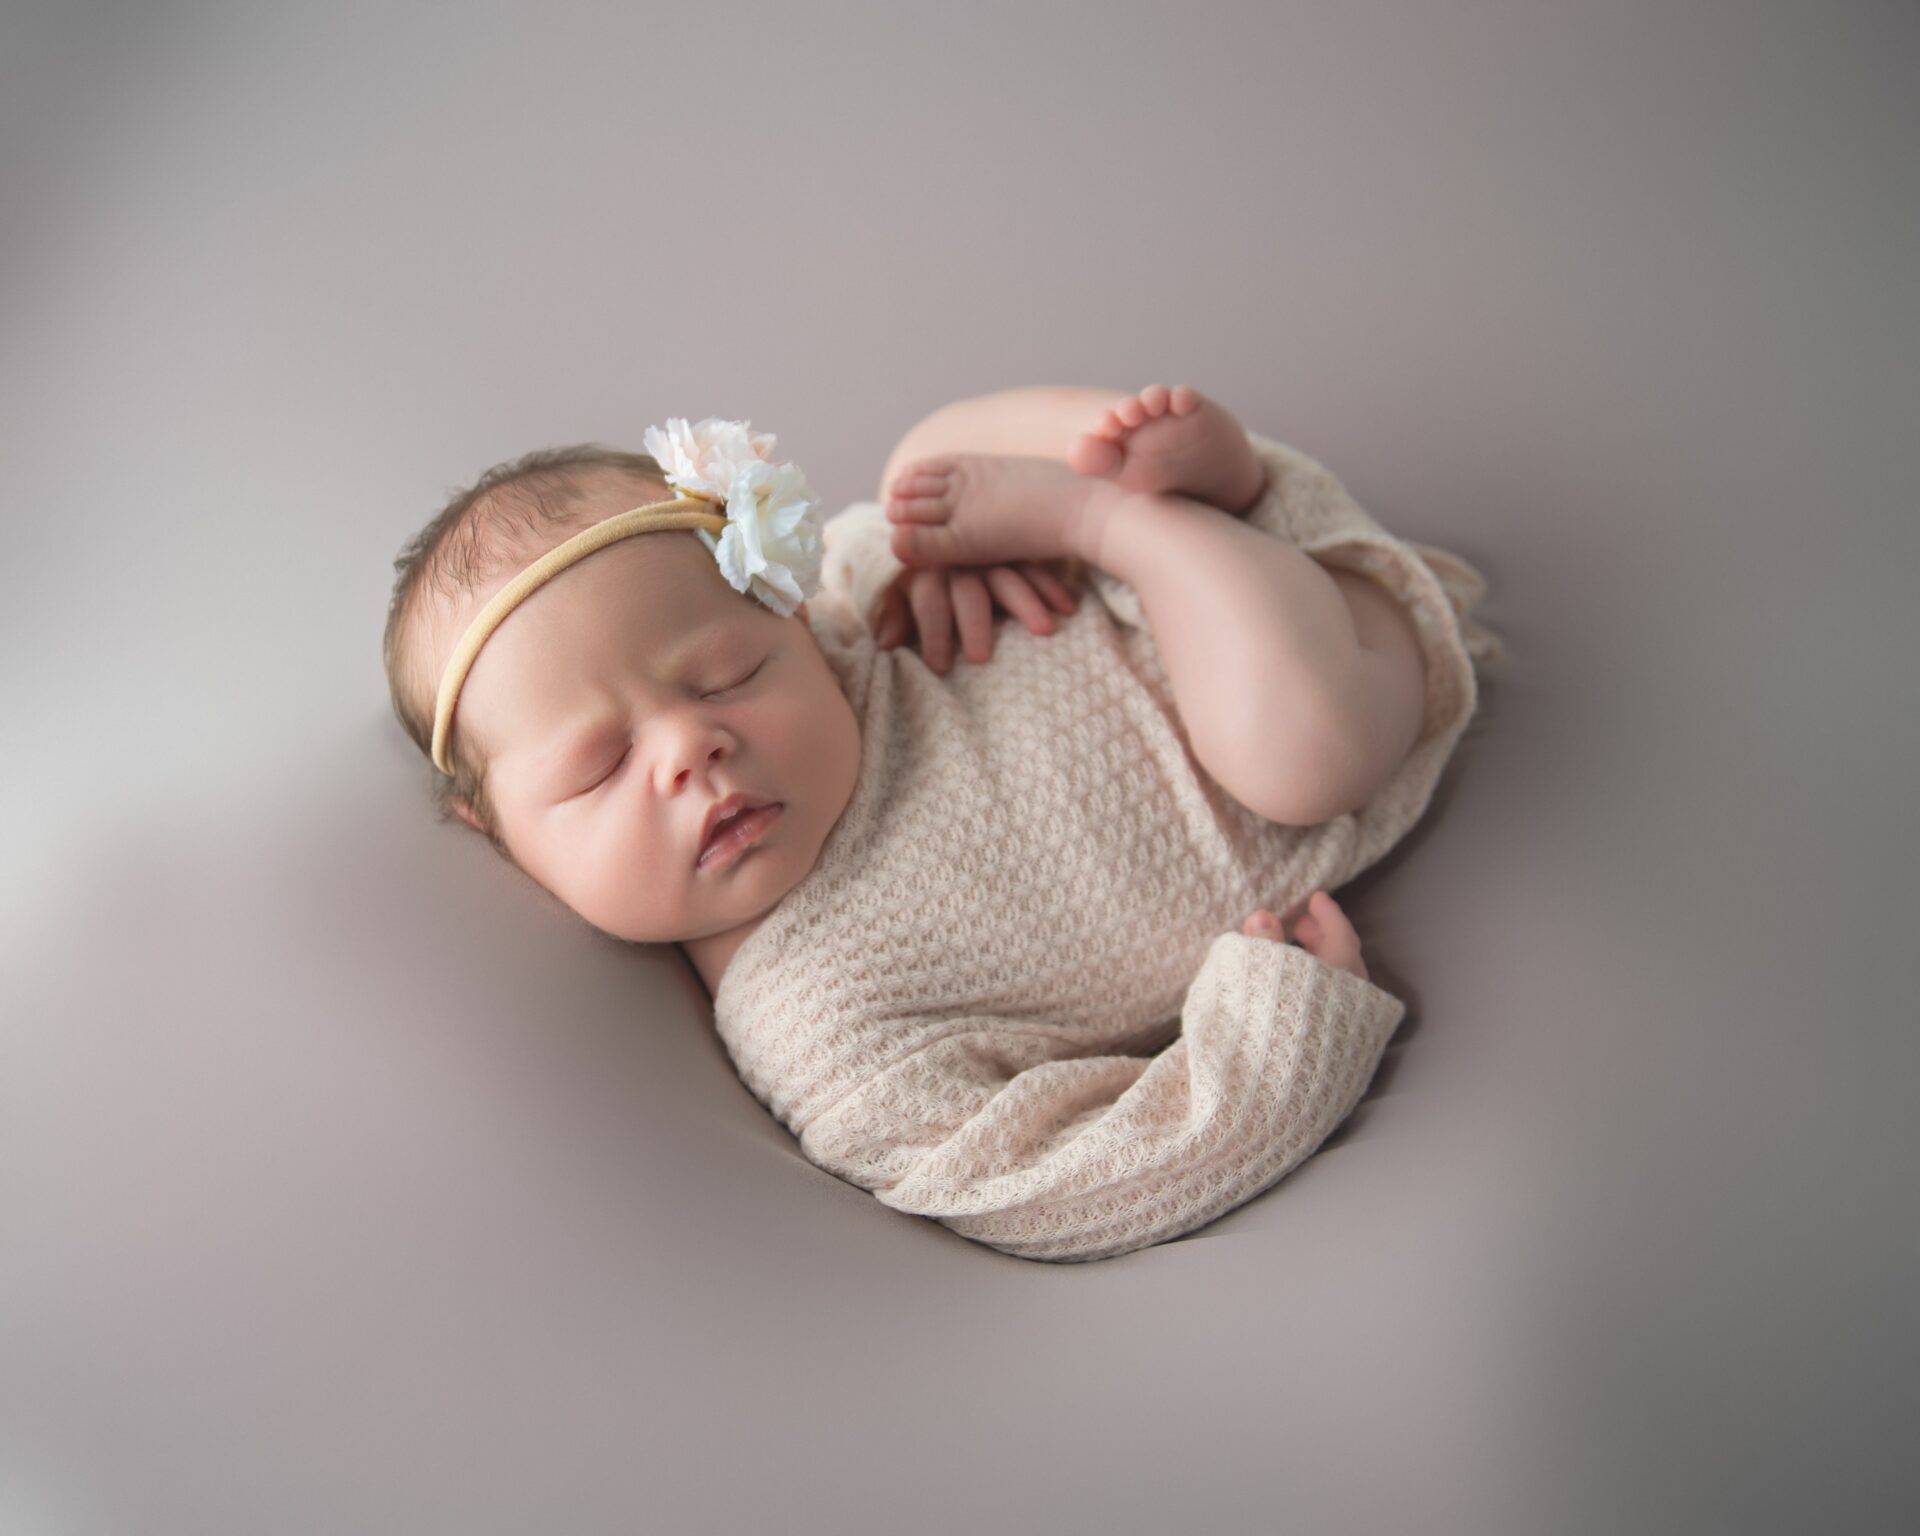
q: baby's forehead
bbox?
[443,491,720,622]
[445,531,763,681]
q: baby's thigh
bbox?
[1325,564,1428,781]
[1325,566,1423,663]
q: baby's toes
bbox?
[888,455,957,490]
[889,521,968,568]
[885,461,957,522]
[1136,383,1171,416]
[886,492,956,524]
[1067,432,1124,478]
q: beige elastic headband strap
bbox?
[430,493,729,776]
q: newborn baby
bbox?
[382,384,1502,1262]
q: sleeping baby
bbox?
[380,384,1503,1262]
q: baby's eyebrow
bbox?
[536,621,739,787]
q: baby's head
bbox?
[382,443,861,953]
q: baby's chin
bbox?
[576,856,805,951]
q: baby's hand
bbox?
[873,560,1082,676]
[1242,892,1370,981]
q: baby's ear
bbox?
[450,798,484,832]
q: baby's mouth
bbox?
[696,802,784,869]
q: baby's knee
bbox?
[1200,698,1369,829]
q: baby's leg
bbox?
[881,383,1265,518]
[886,451,1426,826]
[1064,384,1268,515]
[1087,489,1428,828]
[880,385,1428,822]
[877,386,1135,505]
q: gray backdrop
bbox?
[4,2,1916,1532]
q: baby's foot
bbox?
[884,452,1117,570]
[1066,384,1268,516]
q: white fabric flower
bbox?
[642,416,824,617]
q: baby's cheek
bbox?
[534,825,622,917]
[756,691,817,756]
[570,841,679,941]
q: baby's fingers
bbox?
[1242,909,1284,941]
[1016,561,1082,616]
[906,567,958,674]
[1290,892,1368,981]
[948,568,995,665]
[878,562,1081,671]
[1245,894,1370,981]
[875,579,910,648]
[983,566,1059,637]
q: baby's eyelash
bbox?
[582,746,629,794]
[704,658,765,698]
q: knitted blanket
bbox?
[710,430,1502,1262]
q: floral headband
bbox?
[429,417,826,776]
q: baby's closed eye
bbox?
[705,658,764,696]
[552,651,773,802]
[573,748,629,797]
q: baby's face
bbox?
[443,526,861,947]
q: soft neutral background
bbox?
[4,2,1915,1532]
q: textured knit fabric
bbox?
[711,429,1503,1263]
